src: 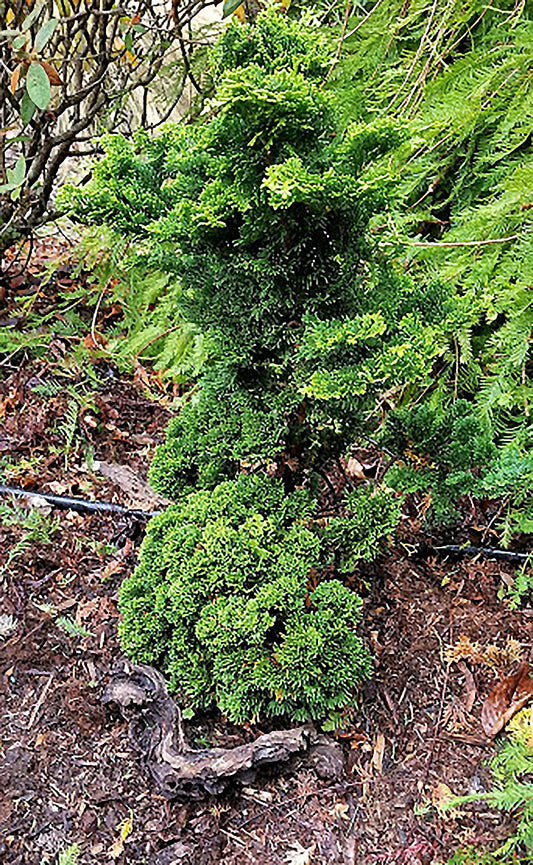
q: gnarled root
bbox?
[103,660,331,799]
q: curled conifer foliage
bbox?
[119,475,374,723]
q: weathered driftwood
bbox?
[103,660,334,799]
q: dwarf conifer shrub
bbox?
[382,401,496,518]
[61,10,445,482]
[324,487,403,572]
[62,9,436,722]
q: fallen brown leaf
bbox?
[431,781,461,819]
[94,459,168,511]
[83,331,107,351]
[481,660,533,738]
[76,598,100,624]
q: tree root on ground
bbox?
[103,660,341,798]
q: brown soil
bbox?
[1,242,530,864]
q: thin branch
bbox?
[344,0,384,39]
[91,284,108,345]
[136,324,184,357]
[409,235,519,248]
[322,0,352,86]
[386,0,439,112]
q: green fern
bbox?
[446,708,533,860]
[56,616,94,640]
[0,503,60,576]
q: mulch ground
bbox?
[1,239,531,864]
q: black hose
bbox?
[0,484,162,519]
[431,544,531,563]
[1,485,530,560]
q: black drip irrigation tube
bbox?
[0,484,162,520]
[0,484,531,561]
[431,543,531,563]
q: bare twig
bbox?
[136,324,185,357]
[344,0,384,39]
[91,284,108,346]
[27,674,54,729]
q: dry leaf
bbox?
[10,65,21,95]
[445,635,484,665]
[457,660,476,713]
[481,661,533,738]
[76,599,100,624]
[83,331,107,351]
[330,801,349,820]
[100,558,127,582]
[108,837,124,859]
[346,456,365,479]
[484,638,522,668]
[370,630,384,657]
[94,460,168,511]
[47,480,70,495]
[446,635,522,669]
[431,781,460,819]
[39,60,63,86]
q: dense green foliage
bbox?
[119,474,375,721]
[381,402,533,528]
[327,0,532,530]
[61,1,533,535]
[61,9,454,501]
[60,9,411,722]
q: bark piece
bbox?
[94,460,169,511]
[307,736,344,780]
[103,660,318,798]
